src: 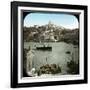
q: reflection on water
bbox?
[24,42,79,75]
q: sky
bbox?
[24,12,79,29]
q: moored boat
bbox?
[36,43,52,51]
[36,46,52,51]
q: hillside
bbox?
[23,22,79,45]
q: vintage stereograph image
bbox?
[11,1,87,88]
[23,12,79,77]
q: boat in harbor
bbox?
[65,51,71,54]
[36,43,52,51]
[36,46,52,51]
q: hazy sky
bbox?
[24,12,78,29]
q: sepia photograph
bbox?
[11,1,87,88]
[23,12,79,77]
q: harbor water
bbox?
[24,42,79,74]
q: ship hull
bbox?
[36,47,52,51]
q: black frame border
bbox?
[11,1,88,88]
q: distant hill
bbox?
[23,22,79,45]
